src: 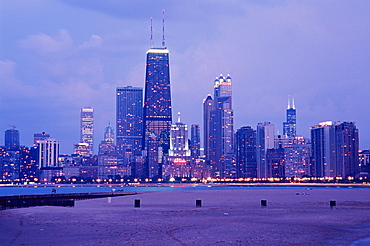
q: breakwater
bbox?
[0,192,136,210]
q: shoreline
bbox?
[1,182,370,188]
[1,189,369,245]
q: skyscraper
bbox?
[335,122,359,178]
[256,122,275,178]
[116,86,143,157]
[311,121,336,177]
[80,107,94,155]
[143,47,172,179]
[163,112,191,178]
[98,123,119,179]
[39,138,60,169]
[203,94,214,165]
[283,97,296,137]
[207,74,235,178]
[5,128,20,150]
[236,126,257,178]
[169,113,190,157]
[190,124,201,160]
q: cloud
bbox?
[79,34,103,49]
[18,29,74,55]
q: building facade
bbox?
[5,128,20,150]
[256,122,275,179]
[116,86,143,157]
[311,121,359,178]
[236,126,257,178]
[190,124,201,160]
[283,97,296,137]
[80,107,94,155]
[206,74,236,178]
[143,48,172,179]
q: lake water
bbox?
[1,184,368,196]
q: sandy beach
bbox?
[1,188,369,246]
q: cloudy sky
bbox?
[1,0,369,154]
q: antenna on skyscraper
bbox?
[162,9,166,48]
[292,97,295,109]
[8,124,16,129]
[150,17,154,48]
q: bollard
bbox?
[196,200,202,208]
[134,199,140,208]
[261,200,267,207]
[330,200,336,209]
[107,197,112,203]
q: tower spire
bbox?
[150,17,154,48]
[162,9,166,48]
[287,96,290,109]
[177,112,181,123]
[292,97,295,109]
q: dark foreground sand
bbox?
[1,188,370,246]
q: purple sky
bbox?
[1,0,369,154]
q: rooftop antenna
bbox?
[150,17,154,48]
[177,112,181,123]
[162,9,166,48]
[8,125,16,129]
[292,97,295,109]
[287,96,291,109]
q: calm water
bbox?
[1,184,369,196]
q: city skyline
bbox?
[1,1,370,153]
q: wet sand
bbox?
[1,188,369,246]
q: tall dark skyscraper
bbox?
[311,121,336,177]
[283,97,296,137]
[203,94,214,165]
[190,124,201,160]
[205,74,235,178]
[5,128,20,150]
[335,122,359,177]
[283,98,297,137]
[236,126,257,178]
[116,86,143,157]
[143,47,172,179]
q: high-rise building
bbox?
[99,123,116,155]
[168,113,190,157]
[116,86,143,157]
[39,138,60,169]
[206,74,235,178]
[275,135,311,178]
[335,122,359,178]
[163,113,191,178]
[266,148,285,178]
[359,150,370,174]
[283,97,296,137]
[256,122,275,178]
[236,126,257,178]
[98,123,119,179]
[311,121,359,178]
[311,121,336,177]
[203,95,214,165]
[5,128,20,150]
[143,47,172,179]
[190,124,201,160]
[80,107,94,155]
